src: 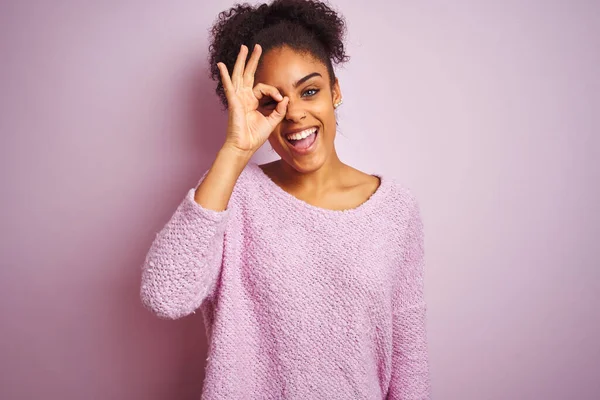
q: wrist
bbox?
[217,144,253,166]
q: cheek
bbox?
[315,108,336,131]
[268,130,284,148]
[316,98,335,120]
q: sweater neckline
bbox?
[248,161,390,216]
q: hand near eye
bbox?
[217,44,289,155]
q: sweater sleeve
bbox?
[387,196,431,399]
[140,173,232,319]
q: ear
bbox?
[332,78,342,105]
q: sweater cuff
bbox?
[180,187,231,224]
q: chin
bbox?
[287,154,329,173]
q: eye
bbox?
[302,88,319,97]
[260,98,277,108]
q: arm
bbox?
[141,43,289,320]
[387,196,431,399]
[139,147,249,319]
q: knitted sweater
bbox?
[140,161,431,399]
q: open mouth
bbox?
[284,127,319,151]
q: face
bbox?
[254,46,342,173]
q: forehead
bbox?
[255,46,328,86]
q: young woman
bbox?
[140,0,431,398]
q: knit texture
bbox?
[140,161,431,399]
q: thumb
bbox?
[266,96,289,127]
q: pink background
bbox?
[1,1,599,399]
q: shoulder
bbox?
[389,181,420,213]
[373,176,423,242]
[347,165,419,208]
[376,173,421,215]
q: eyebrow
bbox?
[262,72,323,103]
[293,72,322,88]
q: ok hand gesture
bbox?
[217,44,289,155]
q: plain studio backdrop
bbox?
[1,1,598,399]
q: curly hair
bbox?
[208,0,350,109]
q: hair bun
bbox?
[262,0,348,64]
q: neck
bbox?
[276,151,347,194]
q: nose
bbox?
[284,98,306,123]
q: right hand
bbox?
[217,44,289,155]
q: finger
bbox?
[217,62,235,100]
[253,83,283,102]
[243,44,262,88]
[231,44,248,90]
[266,96,289,127]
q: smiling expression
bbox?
[255,46,342,172]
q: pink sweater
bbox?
[140,161,431,399]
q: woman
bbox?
[140,0,431,398]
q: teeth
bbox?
[286,127,317,141]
